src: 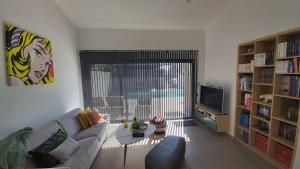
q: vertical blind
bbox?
[80,50,198,122]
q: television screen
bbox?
[200,85,224,113]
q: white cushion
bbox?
[50,137,80,163]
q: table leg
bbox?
[123,144,127,166]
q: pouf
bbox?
[150,116,166,134]
[145,136,186,169]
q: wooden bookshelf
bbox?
[235,27,300,169]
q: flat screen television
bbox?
[200,85,224,113]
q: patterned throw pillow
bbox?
[78,108,92,129]
[28,129,67,168]
[86,110,105,126]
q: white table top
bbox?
[115,122,156,145]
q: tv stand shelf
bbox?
[194,104,230,132]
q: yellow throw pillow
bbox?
[78,108,91,129]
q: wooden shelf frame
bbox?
[253,82,273,86]
[235,27,300,169]
[270,136,295,149]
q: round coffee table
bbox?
[115,122,156,166]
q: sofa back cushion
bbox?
[56,108,82,137]
[26,121,62,151]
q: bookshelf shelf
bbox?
[238,72,253,74]
[252,114,270,123]
[240,52,255,56]
[272,115,298,126]
[236,136,249,146]
[276,73,300,75]
[274,94,300,100]
[254,65,275,68]
[269,157,290,169]
[236,27,300,169]
[253,82,273,86]
[237,124,249,132]
[277,56,300,61]
[253,101,272,107]
[271,136,294,149]
[236,105,252,111]
[251,127,269,137]
[251,145,268,157]
[237,89,252,93]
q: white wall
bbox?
[204,0,300,168]
[78,28,205,84]
[0,0,82,139]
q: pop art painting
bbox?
[6,24,54,86]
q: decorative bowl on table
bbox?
[150,116,166,134]
[131,121,148,132]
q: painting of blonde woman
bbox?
[6,24,54,86]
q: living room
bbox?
[0,0,300,169]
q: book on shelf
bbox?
[277,38,300,59]
[240,112,250,128]
[279,76,290,95]
[278,42,287,59]
[287,39,300,57]
[276,61,289,73]
[254,52,275,66]
[240,76,252,91]
[294,57,298,73]
[260,68,274,83]
[279,76,300,97]
[132,130,145,137]
[242,93,252,109]
[257,104,271,120]
[240,130,249,143]
[238,61,253,73]
[256,120,269,133]
[279,122,296,142]
[276,58,300,73]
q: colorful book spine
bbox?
[294,57,298,73]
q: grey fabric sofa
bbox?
[25,108,109,169]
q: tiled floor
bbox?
[91,120,276,169]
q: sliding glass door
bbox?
[80,51,197,123]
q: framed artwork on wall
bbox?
[5,24,54,86]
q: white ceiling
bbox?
[53,0,228,30]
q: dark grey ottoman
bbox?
[145,136,186,169]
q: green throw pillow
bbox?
[28,129,67,168]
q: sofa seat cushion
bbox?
[74,121,108,141]
[57,136,101,169]
[56,108,82,137]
